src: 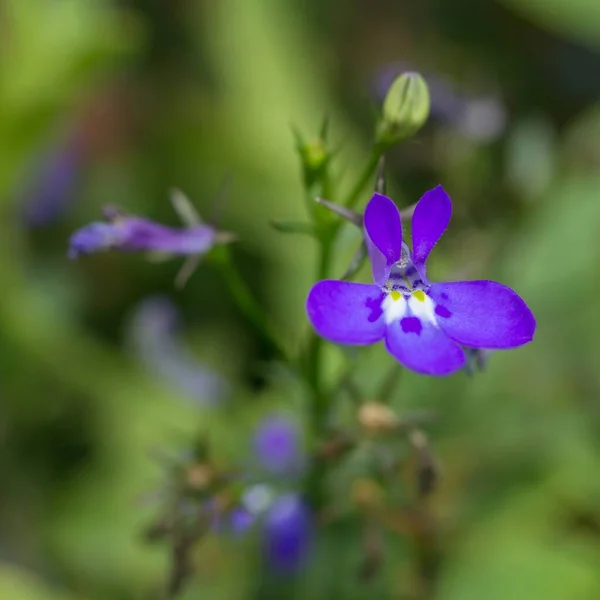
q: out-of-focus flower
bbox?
[253,415,304,476]
[306,188,536,376]
[69,206,226,259]
[128,296,228,406]
[375,64,508,143]
[263,493,312,574]
[21,140,83,227]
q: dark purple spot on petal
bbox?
[405,266,416,276]
[365,293,385,323]
[435,305,452,318]
[440,292,449,301]
[401,317,422,335]
[412,279,422,287]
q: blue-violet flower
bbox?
[128,296,228,406]
[263,493,311,574]
[69,205,226,259]
[253,415,304,477]
[306,187,536,376]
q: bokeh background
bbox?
[2,0,600,598]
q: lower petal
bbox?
[385,319,465,376]
[429,281,536,349]
[306,280,386,345]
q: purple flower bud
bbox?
[253,415,303,476]
[263,494,311,574]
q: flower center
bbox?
[381,258,438,327]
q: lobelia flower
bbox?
[128,296,228,406]
[213,417,311,572]
[69,206,219,259]
[253,415,304,477]
[262,493,312,574]
[69,190,235,286]
[306,187,536,376]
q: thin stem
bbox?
[303,145,383,507]
[219,247,289,361]
[344,146,383,209]
[376,363,403,404]
[305,237,333,425]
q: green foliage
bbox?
[2,0,600,599]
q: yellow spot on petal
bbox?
[390,290,402,301]
[412,290,426,302]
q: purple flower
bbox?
[253,415,303,476]
[21,141,82,227]
[69,208,218,259]
[128,296,228,406]
[263,494,311,574]
[306,187,535,376]
[211,505,256,536]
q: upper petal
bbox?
[411,185,452,279]
[429,280,536,349]
[385,318,465,376]
[364,194,402,285]
[306,280,386,345]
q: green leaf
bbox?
[500,0,600,47]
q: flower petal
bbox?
[263,494,311,574]
[306,280,386,345]
[253,416,303,475]
[429,280,536,349]
[411,185,452,279]
[122,219,216,255]
[68,222,124,258]
[364,193,402,285]
[385,318,465,376]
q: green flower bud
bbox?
[377,72,430,147]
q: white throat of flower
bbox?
[381,251,438,327]
[382,289,438,326]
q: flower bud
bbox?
[377,72,430,147]
[185,463,214,490]
[358,401,398,434]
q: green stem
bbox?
[304,145,383,507]
[219,247,289,361]
[344,146,383,209]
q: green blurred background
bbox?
[2,0,600,598]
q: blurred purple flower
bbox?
[253,415,304,476]
[69,207,218,259]
[210,504,255,536]
[375,63,508,143]
[263,494,312,574]
[128,296,228,406]
[21,141,82,227]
